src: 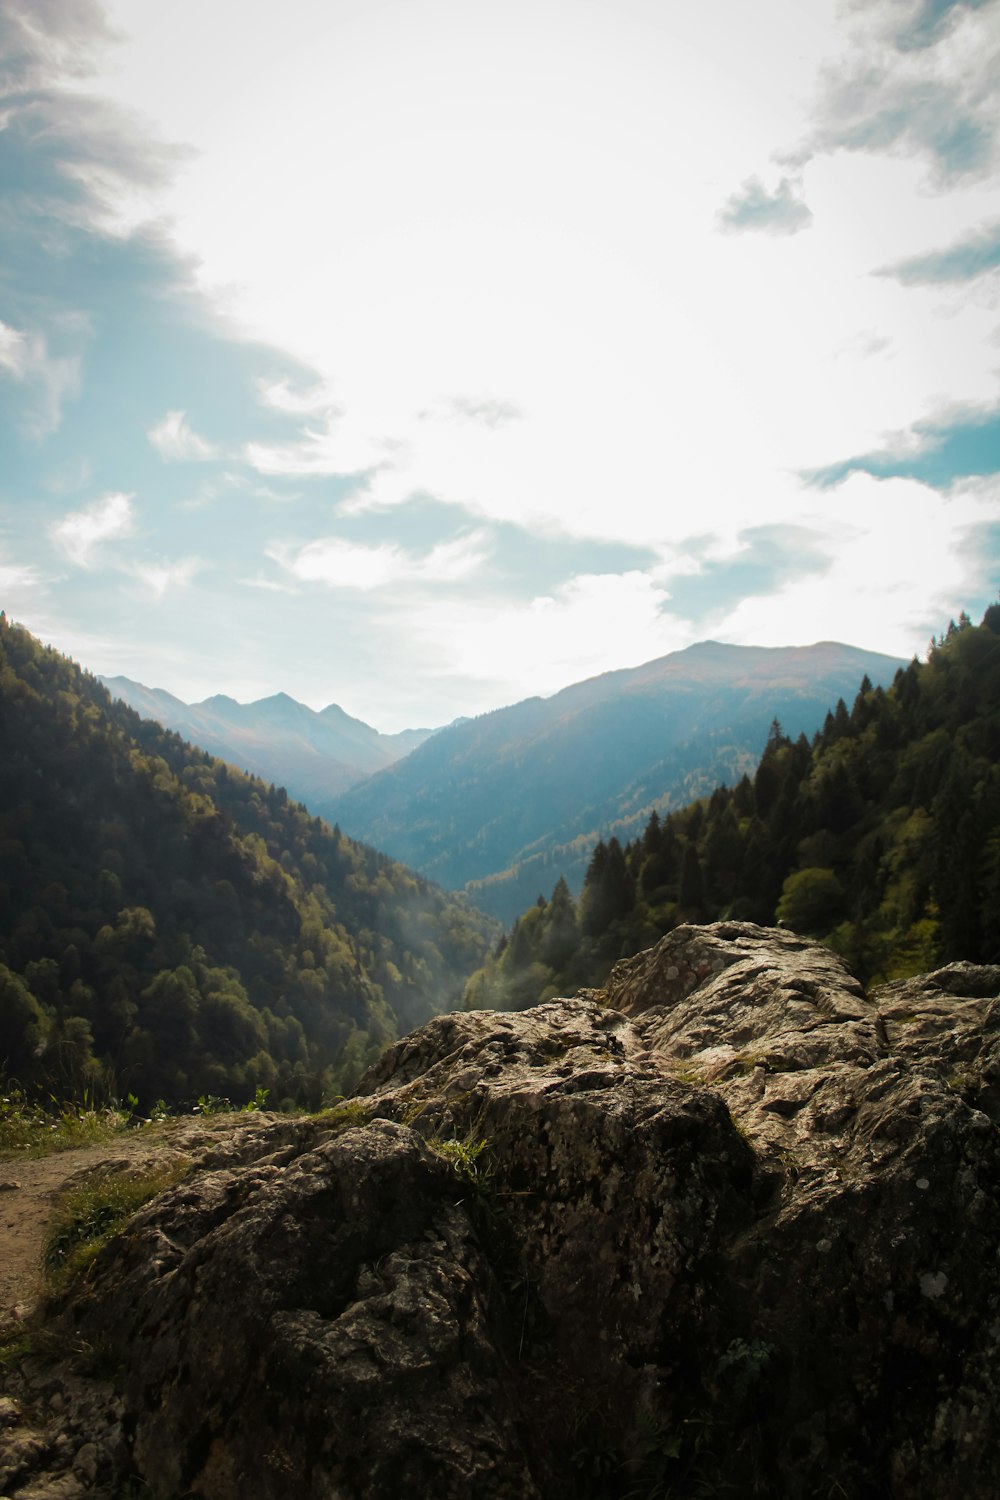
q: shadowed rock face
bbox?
[10,924,1000,1498]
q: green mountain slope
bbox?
[465,606,1000,1007]
[0,617,494,1107]
[327,640,906,923]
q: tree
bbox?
[678,843,705,917]
[0,965,47,1077]
[776,868,845,936]
[581,837,633,935]
[542,876,579,970]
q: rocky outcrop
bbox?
[4,923,1000,1498]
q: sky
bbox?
[0,0,998,731]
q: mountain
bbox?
[0,618,494,1108]
[18,924,1000,1498]
[327,639,906,922]
[100,675,437,804]
[465,605,1000,1008]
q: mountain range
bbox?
[100,677,437,803]
[326,639,907,922]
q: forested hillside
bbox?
[0,617,494,1108]
[465,606,1000,1008]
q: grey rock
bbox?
[10,924,1000,1498]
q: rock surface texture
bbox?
[4,922,1000,1498]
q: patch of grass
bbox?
[0,1324,40,1368]
[0,1320,88,1371]
[670,1065,706,1086]
[397,1085,476,1130]
[311,1098,373,1133]
[427,1134,493,1193]
[43,1160,190,1294]
[399,1096,431,1126]
[0,1085,133,1160]
[718,1051,788,1081]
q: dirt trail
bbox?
[0,1115,285,1332]
[0,1142,146,1328]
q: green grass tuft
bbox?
[43,1160,189,1293]
[427,1134,493,1191]
[311,1098,373,1133]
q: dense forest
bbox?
[464,605,1000,1009]
[0,616,495,1108]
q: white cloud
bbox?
[0,559,38,589]
[237,574,300,594]
[418,394,524,428]
[256,377,335,416]
[0,318,82,436]
[49,492,134,567]
[0,551,43,600]
[713,472,997,654]
[269,530,490,592]
[401,571,687,704]
[0,319,28,377]
[147,410,218,461]
[717,175,813,235]
[801,1,1000,186]
[177,470,298,512]
[127,556,202,599]
[245,406,401,479]
[369,471,996,713]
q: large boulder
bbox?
[6,923,1000,1498]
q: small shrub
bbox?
[194,1094,236,1116]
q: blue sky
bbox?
[1,0,997,729]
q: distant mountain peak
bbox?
[99,676,437,802]
[329,638,908,924]
[196,693,241,709]
[257,691,301,706]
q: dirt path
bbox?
[0,1142,145,1328]
[0,1115,283,1332]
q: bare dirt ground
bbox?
[0,1114,287,1334]
[0,1144,142,1330]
